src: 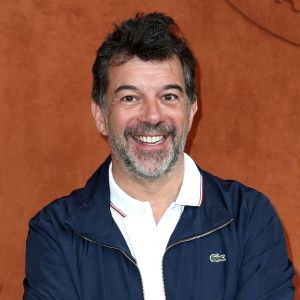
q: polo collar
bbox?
[175,153,203,207]
[109,153,203,218]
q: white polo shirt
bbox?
[109,153,203,300]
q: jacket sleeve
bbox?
[23,208,78,300]
[236,194,294,300]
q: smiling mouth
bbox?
[134,135,165,145]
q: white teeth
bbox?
[136,136,164,144]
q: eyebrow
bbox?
[114,84,184,94]
[162,84,184,93]
[114,85,138,94]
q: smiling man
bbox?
[24,13,294,300]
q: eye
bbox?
[121,95,137,103]
[162,94,178,101]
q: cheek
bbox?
[114,111,143,129]
[170,109,189,128]
[108,111,131,134]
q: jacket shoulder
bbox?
[200,168,277,229]
[29,187,84,232]
[29,157,111,230]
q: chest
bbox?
[65,224,239,300]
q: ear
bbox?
[187,100,198,131]
[91,101,108,136]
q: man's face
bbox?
[92,56,197,180]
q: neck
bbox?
[111,155,185,223]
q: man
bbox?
[24,12,294,299]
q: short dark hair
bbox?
[92,12,197,111]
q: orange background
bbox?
[0,0,299,298]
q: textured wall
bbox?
[0,0,299,298]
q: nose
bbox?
[139,98,164,124]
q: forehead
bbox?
[107,56,185,92]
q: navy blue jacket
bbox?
[24,157,294,299]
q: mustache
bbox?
[124,123,176,137]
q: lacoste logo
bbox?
[209,253,226,263]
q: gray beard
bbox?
[107,123,188,181]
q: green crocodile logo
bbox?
[209,253,226,263]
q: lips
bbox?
[134,135,165,145]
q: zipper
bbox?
[165,218,234,251]
[162,218,234,299]
[77,219,233,300]
[76,233,145,299]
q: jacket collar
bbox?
[167,169,233,247]
[64,157,233,254]
[64,156,133,258]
